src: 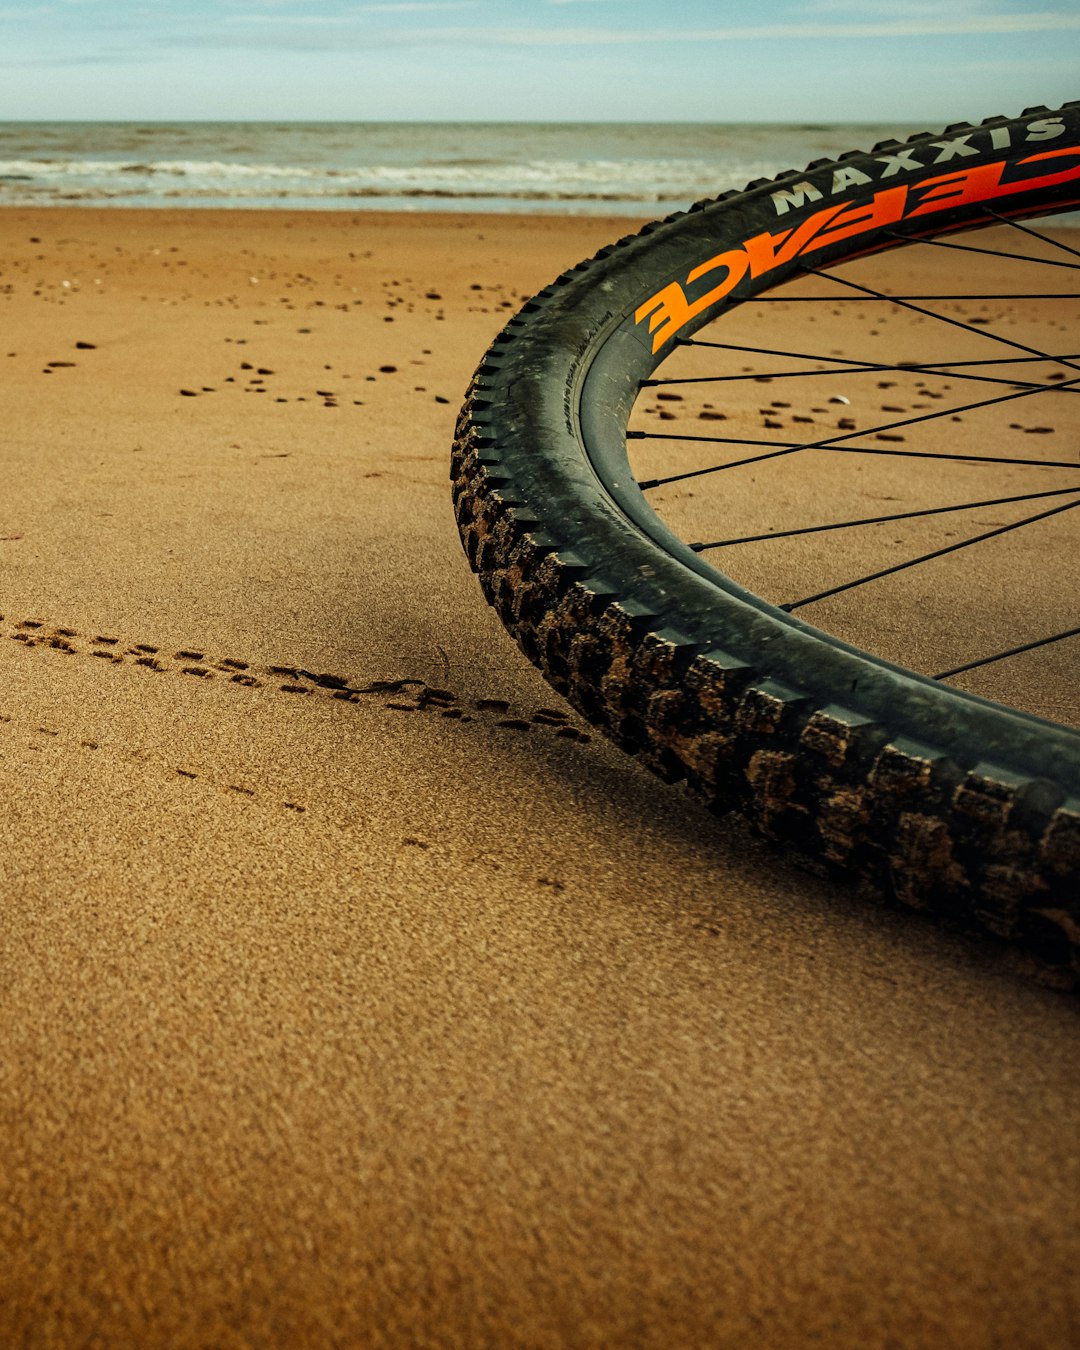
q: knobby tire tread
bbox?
[451,105,1080,987]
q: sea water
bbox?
[0,121,927,215]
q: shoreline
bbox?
[0,197,669,217]
[0,201,649,225]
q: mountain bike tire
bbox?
[451,104,1080,985]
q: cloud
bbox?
[802,0,989,13]
[464,11,1080,42]
[348,1,478,9]
[0,50,169,66]
[233,0,478,15]
[208,9,1080,45]
[462,13,1080,44]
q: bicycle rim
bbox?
[452,104,1080,984]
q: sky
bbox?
[1,0,1078,123]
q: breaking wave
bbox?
[0,153,784,212]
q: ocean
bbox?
[0,121,927,215]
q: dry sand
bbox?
[1,207,1077,1348]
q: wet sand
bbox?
[1,207,1077,1348]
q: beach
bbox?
[1,205,1078,1348]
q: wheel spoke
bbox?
[635,440,1077,481]
[934,627,1080,681]
[659,339,1080,392]
[631,374,1080,489]
[781,498,1080,613]
[668,338,1079,371]
[885,232,1080,272]
[796,265,1080,372]
[690,485,1080,551]
[645,364,1077,394]
[749,292,1080,301]
[986,207,1080,260]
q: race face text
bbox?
[635,137,1080,354]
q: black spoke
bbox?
[986,208,1080,261]
[885,231,1080,272]
[935,627,1080,681]
[631,374,1080,488]
[632,434,1077,472]
[636,439,1076,478]
[690,485,1080,551]
[670,337,1079,370]
[644,364,1077,394]
[796,265,1080,373]
[781,498,1080,613]
[659,338,1080,392]
[749,292,1080,301]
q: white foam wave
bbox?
[0,154,770,201]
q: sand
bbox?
[1,207,1077,1349]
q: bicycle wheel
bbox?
[451,104,1080,984]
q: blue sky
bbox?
[1,0,1078,122]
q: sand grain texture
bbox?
[1,209,1078,1349]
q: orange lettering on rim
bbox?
[742,202,847,277]
[999,144,1080,194]
[634,143,1080,352]
[905,162,1008,216]
[635,248,749,351]
[798,185,909,251]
